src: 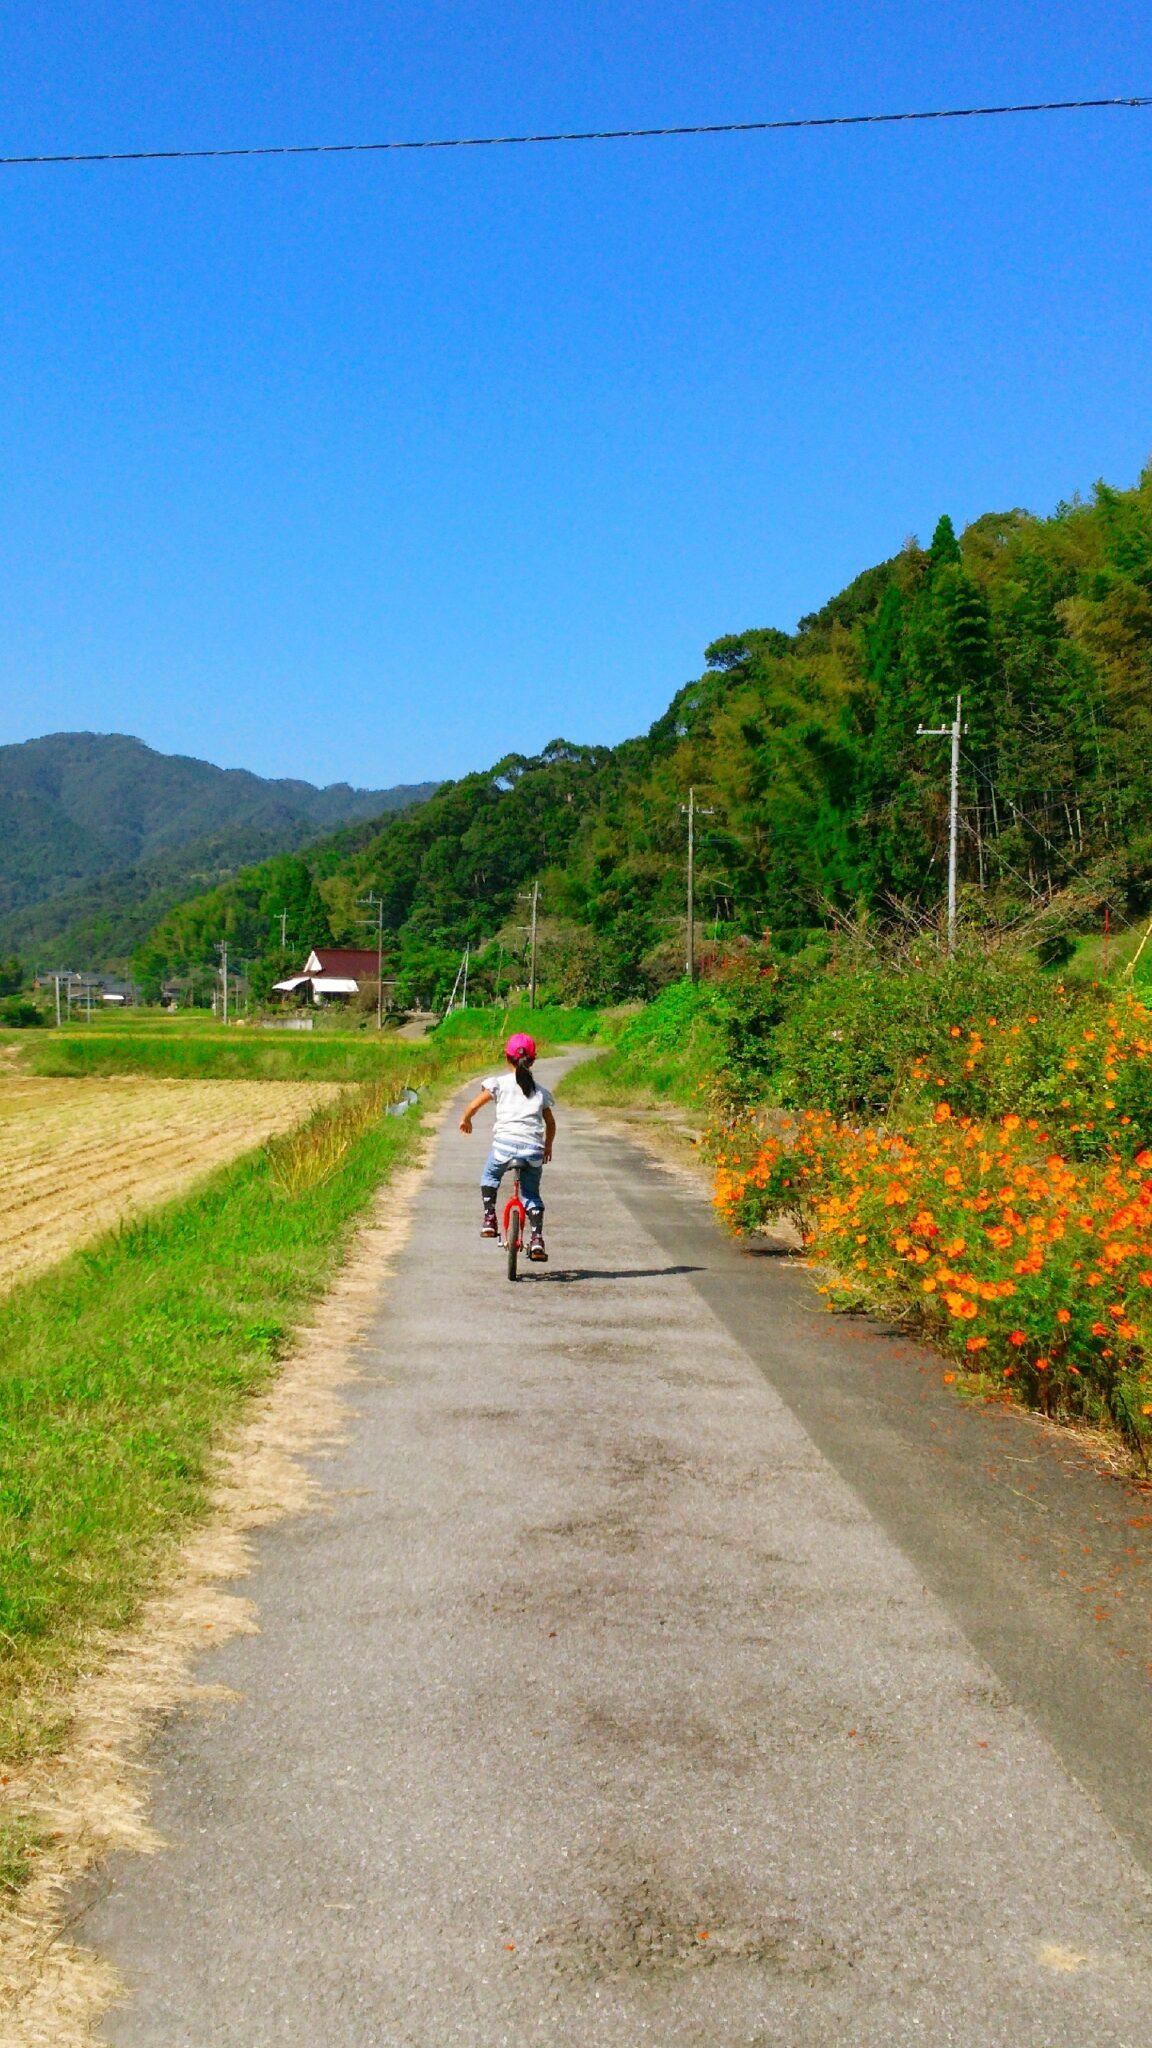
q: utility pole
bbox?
[916,693,965,956]
[680,787,715,979]
[277,908,289,950]
[357,893,385,1029]
[445,948,468,1015]
[53,973,62,1028]
[515,880,541,1008]
[218,940,229,1025]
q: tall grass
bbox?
[23,1032,428,1083]
[265,1083,398,1196]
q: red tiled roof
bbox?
[308,949,381,976]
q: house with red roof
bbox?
[273,947,390,1006]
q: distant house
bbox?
[273,947,391,1007]
[34,971,139,1007]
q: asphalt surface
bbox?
[78,1065,1152,2046]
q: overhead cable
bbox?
[1,94,1149,169]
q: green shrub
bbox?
[562,980,724,1111]
[725,948,1152,1159]
[0,999,46,1029]
[431,1003,612,1051]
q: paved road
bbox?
[79,1070,1152,2046]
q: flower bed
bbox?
[714,1102,1152,1450]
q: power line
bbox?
[2,95,1148,169]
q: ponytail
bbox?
[514,1054,537,1098]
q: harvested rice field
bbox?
[0,1077,341,1292]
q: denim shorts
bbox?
[480,1150,544,1215]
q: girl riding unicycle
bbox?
[459,1032,556,1263]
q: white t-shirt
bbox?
[482,1072,554,1164]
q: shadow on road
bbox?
[530,1264,705,1283]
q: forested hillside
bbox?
[138,466,1152,1005]
[0,732,437,969]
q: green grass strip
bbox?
[22,1032,435,1083]
[20,1003,621,1081]
[0,1087,423,1766]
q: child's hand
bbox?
[459,1115,473,1135]
[543,1141,553,1162]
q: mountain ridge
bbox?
[0,731,437,968]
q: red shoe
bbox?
[528,1226,548,1262]
[480,1200,498,1239]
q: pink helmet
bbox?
[505,1032,537,1062]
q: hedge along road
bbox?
[76,1060,1152,2047]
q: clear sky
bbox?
[1,3,1150,789]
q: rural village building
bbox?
[273,947,391,1006]
[34,972,139,1006]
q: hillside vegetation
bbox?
[138,465,1152,1004]
[0,731,436,970]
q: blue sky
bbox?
[1,3,1150,789]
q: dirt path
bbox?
[0,1077,340,1290]
[70,1075,1152,2044]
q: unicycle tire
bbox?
[506,1206,521,1282]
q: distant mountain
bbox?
[0,732,437,969]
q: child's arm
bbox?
[542,1104,556,1163]
[459,1087,492,1135]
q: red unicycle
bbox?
[502,1162,529,1283]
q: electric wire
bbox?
[1,94,1149,169]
